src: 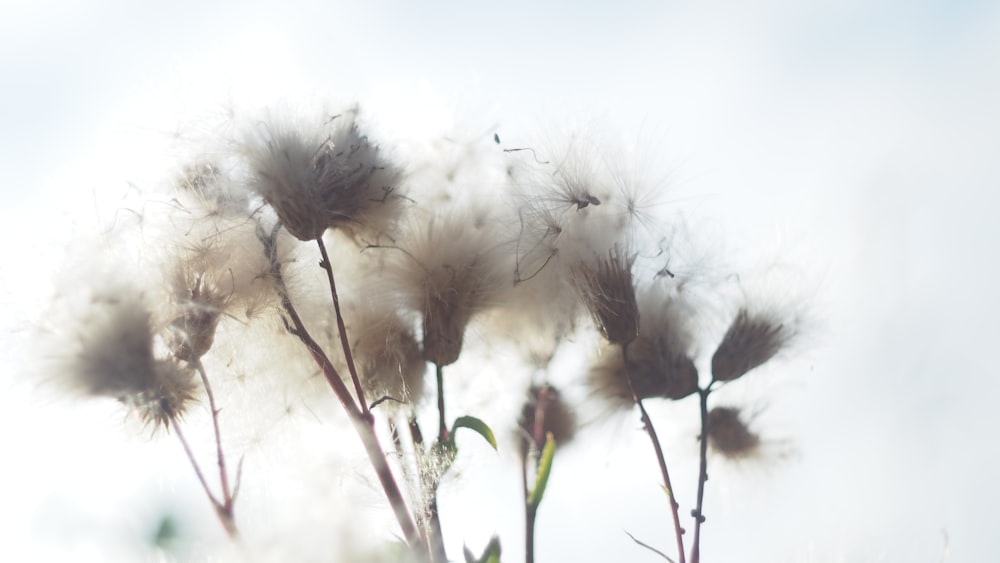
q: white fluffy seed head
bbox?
[59,282,197,431]
[347,302,426,410]
[241,107,406,241]
[382,208,514,366]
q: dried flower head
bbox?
[572,246,639,345]
[242,108,405,241]
[348,304,426,408]
[712,308,794,383]
[705,406,761,460]
[516,384,577,458]
[67,287,197,430]
[165,270,230,363]
[175,160,251,220]
[589,289,699,407]
[384,210,512,366]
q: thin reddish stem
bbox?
[621,343,686,563]
[262,223,422,552]
[690,386,712,563]
[192,359,233,509]
[171,416,238,537]
[316,237,369,417]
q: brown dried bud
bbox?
[705,406,760,460]
[517,384,577,458]
[712,309,791,382]
[422,296,473,367]
[573,247,639,345]
[589,289,700,408]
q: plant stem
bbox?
[434,362,448,444]
[316,236,369,417]
[170,415,238,538]
[427,365,450,561]
[261,223,423,552]
[690,386,711,563]
[621,344,686,563]
[522,452,537,563]
[523,385,551,563]
[192,359,234,512]
[408,415,447,563]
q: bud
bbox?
[705,406,760,460]
[516,384,577,458]
[712,309,791,382]
[572,246,639,345]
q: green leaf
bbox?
[451,415,498,451]
[464,536,502,563]
[528,432,556,508]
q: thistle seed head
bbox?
[349,305,426,408]
[128,360,199,431]
[706,406,761,460]
[383,209,513,367]
[66,286,198,431]
[572,246,639,345]
[712,309,792,383]
[243,108,405,241]
[589,289,699,408]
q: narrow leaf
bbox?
[452,415,498,450]
[482,535,502,563]
[528,432,556,508]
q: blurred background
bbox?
[1,0,998,561]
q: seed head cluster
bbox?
[39,105,810,556]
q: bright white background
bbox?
[2,0,998,561]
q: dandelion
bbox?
[241,107,405,242]
[712,308,794,383]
